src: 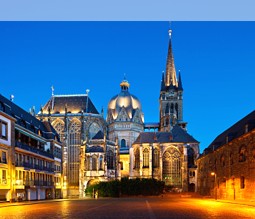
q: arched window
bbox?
[121,139,126,148]
[153,149,159,168]
[92,155,97,171]
[99,155,103,170]
[134,149,140,169]
[162,148,181,186]
[239,145,247,162]
[53,121,65,142]
[107,150,114,169]
[143,148,149,168]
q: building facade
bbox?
[80,130,120,197]
[38,92,106,197]
[130,29,199,192]
[107,79,144,177]
[0,94,62,201]
[197,110,255,200]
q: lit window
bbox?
[143,148,149,168]
[153,149,159,168]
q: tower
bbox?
[107,78,144,177]
[159,29,186,132]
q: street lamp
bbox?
[211,172,217,200]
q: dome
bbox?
[107,79,143,120]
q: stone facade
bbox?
[38,93,106,197]
[197,110,255,200]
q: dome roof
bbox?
[107,79,143,120]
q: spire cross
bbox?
[168,21,172,38]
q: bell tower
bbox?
[159,29,186,132]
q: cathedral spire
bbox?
[165,28,177,87]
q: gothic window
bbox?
[107,150,114,170]
[134,149,140,169]
[99,155,103,170]
[153,149,159,168]
[240,176,245,189]
[53,121,65,142]
[143,148,149,168]
[69,120,81,186]
[121,139,126,148]
[239,145,247,162]
[92,155,97,171]
[162,148,181,186]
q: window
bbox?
[2,151,7,164]
[134,149,140,169]
[2,170,7,184]
[240,176,245,189]
[143,148,149,168]
[121,139,126,148]
[239,146,247,162]
[120,162,123,170]
[0,120,7,140]
[107,150,114,169]
[153,149,159,168]
[99,155,103,170]
[92,155,97,171]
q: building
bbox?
[107,79,144,177]
[129,29,199,192]
[38,91,106,197]
[80,130,120,197]
[0,94,62,201]
[197,110,255,200]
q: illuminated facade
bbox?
[107,79,144,177]
[0,94,62,201]
[130,29,199,192]
[80,131,120,197]
[197,110,255,200]
[38,93,106,197]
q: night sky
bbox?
[1,21,255,152]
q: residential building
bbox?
[197,110,255,200]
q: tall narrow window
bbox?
[2,151,7,164]
[240,176,245,189]
[99,155,103,170]
[134,149,140,169]
[92,155,97,171]
[0,120,7,140]
[143,148,149,168]
[2,170,7,184]
[153,149,159,168]
[107,150,114,169]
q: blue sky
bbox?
[1,22,255,152]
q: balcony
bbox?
[15,162,55,173]
[15,141,54,159]
[16,180,54,187]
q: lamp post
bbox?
[211,172,217,200]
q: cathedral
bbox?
[37,28,199,197]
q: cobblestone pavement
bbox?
[0,195,255,218]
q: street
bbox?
[0,195,255,218]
